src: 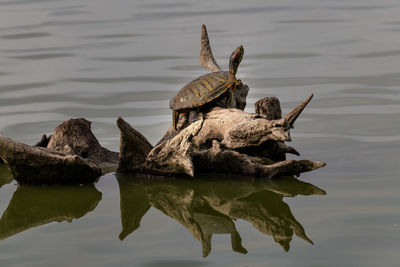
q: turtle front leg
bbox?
[189,110,204,123]
[177,112,190,131]
[172,110,179,131]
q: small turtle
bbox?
[170,43,244,131]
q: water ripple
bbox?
[85,34,143,39]
[0,91,173,106]
[325,5,391,11]
[0,19,130,32]
[296,133,400,143]
[275,19,344,24]
[246,53,319,59]
[65,76,189,85]
[353,50,400,58]
[92,56,186,62]
[49,9,90,17]
[138,3,194,9]
[10,53,74,60]
[250,72,400,87]
[1,32,51,39]
[0,41,128,53]
[310,105,400,115]
[134,5,306,20]
[0,82,53,94]
[169,65,204,71]
[0,0,59,6]
[342,88,398,95]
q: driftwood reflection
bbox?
[0,184,102,241]
[0,164,13,189]
[117,176,325,256]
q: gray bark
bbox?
[117,117,153,174]
[0,118,119,184]
[255,97,282,120]
[117,94,325,178]
[200,24,221,72]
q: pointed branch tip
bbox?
[200,24,221,72]
[284,94,314,128]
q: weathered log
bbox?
[117,91,325,178]
[35,134,51,147]
[192,140,325,178]
[254,97,296,161]
[192,95,313,150]
[255,97,282,120]
[118,94,325,178]
[286,94,313,128]
[0,118,119,184]
[232,83,249,111]
[47,118,119,172]
[144,119,204,176]
[117,117,153,173]
[0,136,101,184]
[200,24,221,72]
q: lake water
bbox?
[0,0,399,266]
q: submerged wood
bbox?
[0,118,119,184]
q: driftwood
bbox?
[116,176,325,256]
[117,117,153,174]
[116,25,325,178]
[0,118,118,184]
[117,95,324,178]
[0,25,324,183]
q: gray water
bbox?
[0,0,399,266]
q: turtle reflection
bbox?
[117,176,325,256]
[0,184,102,241]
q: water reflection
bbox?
[0,184,102,241]
[0,164,13,189]
[117,176,325,257]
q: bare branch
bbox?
[284,94,313,128]
[200,24,221,72]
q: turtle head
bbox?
[229,45,244,76]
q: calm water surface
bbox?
[0,0,399,266]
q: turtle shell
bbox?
[170,71,235,111]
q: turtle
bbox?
[170,34,244,131]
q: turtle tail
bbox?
[172,110,179,131]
